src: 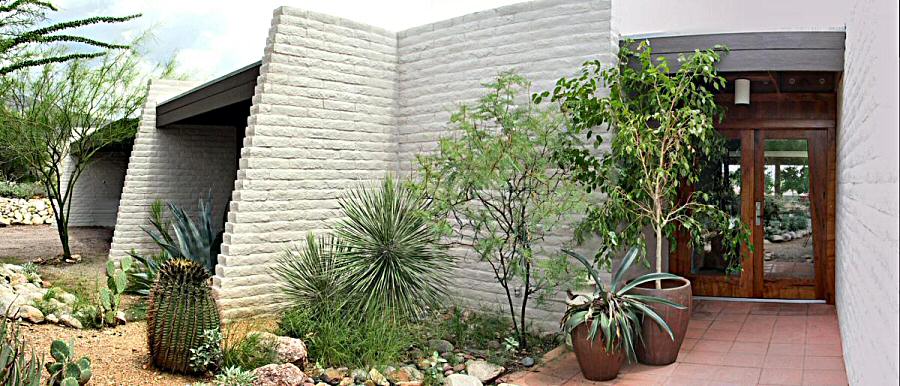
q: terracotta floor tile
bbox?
[561,376,616,386]
[803,356,845,371]
[759,368,803,385]
[730,342,769,355]
[801,370,848,385]
[746,315,778,326]
[610,379,660,386]
[681,351,726,365]
[736,330,773,343]
[713,366,762,384]
[694,339,734,353]
[767,343,805,356]
[518,371,568,386]
[671,363,720,379]
[710,320,745,332]
[703,329,740,341]
[663,377,711,385]
[770,330,806,344]
[693,311,720,321]
[687,328,707,339]
[543,357,587,380]
[681,338,699,351]
[622,363,678,379]
[804,344,842,357]
[717,312,750,322]
[806,304,836,315]
[721,303,753,314]
[764,354,805,369]
[690,320,714,329]
[721,352,766,368]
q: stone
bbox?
[351,369,368,383]
[386,366,422,384]
[253,363,308,386]
[16,305,44,323]
[367,368,388,386]
[254,332,309,366]
[59,314,83,329]
[45,313,59,324]
[452,364,465,372]
[115,311,128,324]
[322,367,348,385]
[771,235,784,242]
[396,382,422,386]
[444,374,483,386]
[338,378,353,386]
[519,357,535,367]
[497,383,521,386]
[57,292,78,304]
[464,360,504,383]
[428,339,454,354]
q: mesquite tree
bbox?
[1,0,139,75]
[546,40,750,281]
[415,72,587,347]
[0,47,151,259]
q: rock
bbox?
[416,358,430,370]
[322,368,348,385]
[338,378,353,386]
[315,383,329,386]
[497,383,521,386]
[464,360,504,383]
[452,364,465,372]
[253,363,308,386]
[396,382,422,386]
[387,366,422,384]
[254,332,309,366]
[57,292,78,304]
[368,368,388,386]
[351,368,368,383]
[16,305,44,323]
[771,235,784,242]
[444,374,483,386]
[428,339,454,354]
[45,313,59,324]
[520,357,535,367]
[115,311,128,324]
[444,370,454,376]
[59,314,83,329]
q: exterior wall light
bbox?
[735,78,750,105]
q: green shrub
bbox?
[189,329,223,374]
[213,366,257,386]
[44,340,92,386]
[98,256,131,326]
[223,331,279,372]
[273,233,343,311]
[0,316,42,385]
[0,181,44,199]
[278,305,413,368]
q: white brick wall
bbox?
[108,79,240,260]
[60,151,129,228]
[836,0,900,384]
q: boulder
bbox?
[59,314,83,329]
[464,360,504,383]
[444,374,483,386]
[253,363,308,386]
[428,339,454,354]
[253,332,308,366]
[321,367,348,385]
[368,368,388,386]
[16,305,44,323]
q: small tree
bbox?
[1,0,139,75]
[547,40,750,280]
[0,47,152,259]
[415,72,587,347]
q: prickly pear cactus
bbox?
[45,340,92,386]
[147,259,221,374]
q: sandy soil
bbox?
[0,225,113,262]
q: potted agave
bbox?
[561,247,685,381]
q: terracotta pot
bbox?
[629,277,692,365]
[570,323,626,381]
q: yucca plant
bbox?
[561,247,685,362]
[333,175,449,318]
[147,259,221,374]
[0,316,42,386]
[273,233,345,310]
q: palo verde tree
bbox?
[545,40,751,280]
[1,0,139,76]
[0,45,158,259]
[415,72,587,347]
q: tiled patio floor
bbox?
[506,300,847,386]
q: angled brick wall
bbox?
[108,79,240,260]
[836,0,900,383]
[212,7,399,317]
[60,151,129,228]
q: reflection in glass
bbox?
[763,139,814,280]
[692,139,742,276]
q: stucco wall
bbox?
[395,0,615,329]
[108,79,239,260]
[835,0,900,384]
[212,7,399,317]
[60,151,129,228]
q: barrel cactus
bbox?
[147,259,221,374]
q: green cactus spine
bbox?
[147,259,221,374]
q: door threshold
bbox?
[693,296,825,304]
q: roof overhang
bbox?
[621,31,846,72]
[156,61,261,128]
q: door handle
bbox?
[755,201,762,226]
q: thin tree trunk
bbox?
[518,261,531,350]
[655,225,664,289]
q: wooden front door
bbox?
[670,72,837,302]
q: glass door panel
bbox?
[692,138,743,277]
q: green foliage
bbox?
[414,72,587,347]
[222,331,279,372]
[142,194,220,275]
[0,0,139,75]
[273,233,343,311]
[421,352,446,386]
[333,175,449,317]
[189,329,223,374]
[0,315,42,385]
[278,305,413,368]
[147,259,221,374]
[44,340,91,386]
[98,256,131,326]
[561,247,685,362]
[0,180,44,199]
[213,366,257,386]
[548,39,751,273]
[127,200,173,296]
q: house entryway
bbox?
[670,72,838,303]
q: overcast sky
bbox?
[51,0,849,81]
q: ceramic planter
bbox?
[570,323,626,381]
[628,276,692,365]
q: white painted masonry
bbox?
[835,0,899,384]
[59,151,129,227]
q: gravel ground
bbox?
[0,225,113,262]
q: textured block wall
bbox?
[107,79,240,260]
[60,151,129,227]
[395,0,615,329]
[835,0,900,383]
[212,7,399,317]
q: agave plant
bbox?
[333,175,449,318]
[561,246,685,361]
[273,232,345,310]
[141,194,220,276]
[1,315,42,386]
